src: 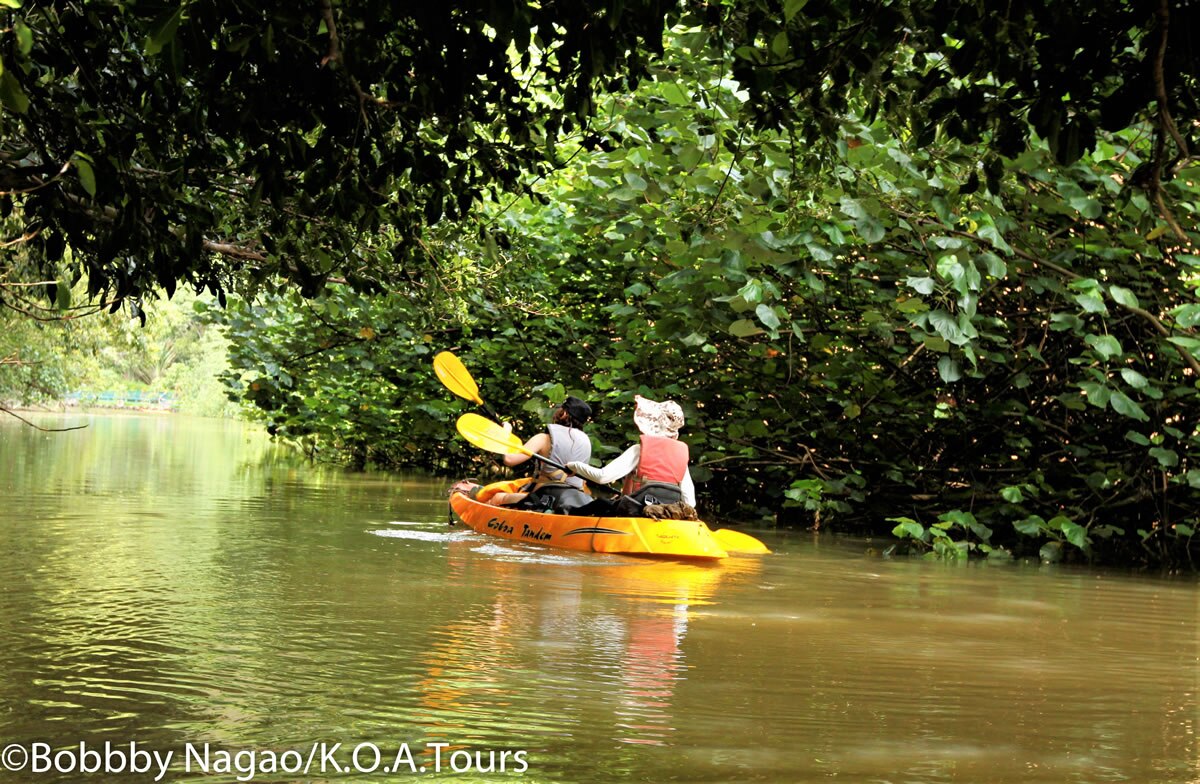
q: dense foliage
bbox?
[215,27,1200,567]
[3,1,1200,566]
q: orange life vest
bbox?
[622,435,689,496]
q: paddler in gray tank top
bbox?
[487,396,593,507]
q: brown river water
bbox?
[0,413,1196,783]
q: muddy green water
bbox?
[0,413,1196,783]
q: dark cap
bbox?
[561,395,592,425]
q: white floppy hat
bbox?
[633,394,684,438]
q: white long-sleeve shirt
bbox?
[567,444,696,507]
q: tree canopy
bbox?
[0,0,678,314]
[2,0,1198,313]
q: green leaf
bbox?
[1166,336,1200,357]
[784,0,809,22]
[937,256,965,286]
[927,195,951,225]
[1000,486,1024,503]
[659,83,690,105]
[855,214,886,243]
[1124,430,1150,446]
[981,252,1007,278]
[1060,521,1089,550]
[1047,515,1073,533]
[1109,390,1149,421]
[0,0,23,8]
[623,171,647,191]
[928,310,965,344]
[923,335,950,352]
[770,31,790,58]
[1050,312,1083,332]
[839,197,866,219]
[1118,367,1148,389]
[1068,196,1102,219]
[1080,380,1110,408]
[1084,333,1122,359]
[1170,303,1200,328]
[1014,515,1046,536]
[74,156,96,198]
[14,20,32,56]
[937,355,962,383]
[890,518,926,541]
[1108,285,1139,309]
[1175,524,1196,537]
[755,303,781,330]
[938,509,974,527]
[906,276,935,295]
[145,6,184,56]
[1148,447,1179,467]
[967,519,993,542]
[738,279,763,304]
[0,71,30,114]
[1037,541,1062,562]
[1073,292,1108,313]
[729,319,764,337]
[976,223,1014,254]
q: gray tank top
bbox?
[544,423,591,489]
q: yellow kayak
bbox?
[449,479,733,561]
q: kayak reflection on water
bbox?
[414,541,762,748]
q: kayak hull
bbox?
[449,480,729,560]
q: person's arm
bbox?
[680,467,696,508]
[568,444,640,485]
[504,432,550,467]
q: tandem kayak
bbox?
[449,479,741,561]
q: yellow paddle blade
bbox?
[456,413,532,457]
[712,528,771,555]
[434,351,484,406]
